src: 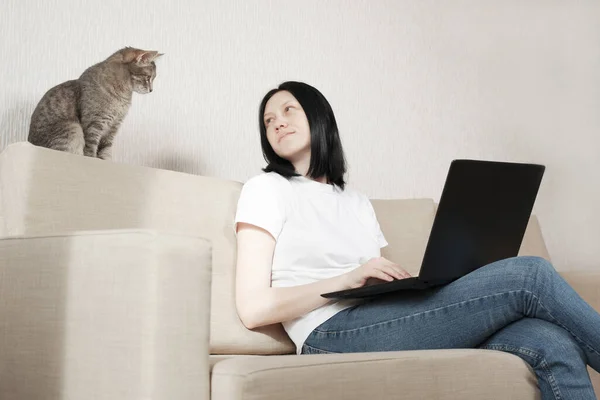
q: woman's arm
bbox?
[235,223,348,329]
[235,222,411,329]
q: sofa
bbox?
[0,141,598,400]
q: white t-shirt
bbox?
[234,172,388,354]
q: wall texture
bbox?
[1,0,599,270]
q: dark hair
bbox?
[258,81,347,190]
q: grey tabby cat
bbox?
[28,47,163,160]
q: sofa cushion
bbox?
[211,349,540,400]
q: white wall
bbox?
[1,0,599,270]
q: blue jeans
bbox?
[302,256,600,400]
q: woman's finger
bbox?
[373,265,402,281]
[381,261,411,279]
[371,269,395,282]
[398,268,412,278]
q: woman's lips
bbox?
[278,131,295,142]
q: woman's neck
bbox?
[292,152,327,184]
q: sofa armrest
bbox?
[0,229,212,400]
[560,270,600,311]
[211,349,539,400]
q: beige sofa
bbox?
[0,141,598,399]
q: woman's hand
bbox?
[342,257,412,289]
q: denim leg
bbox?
[303,256,600,374]
[479,318,595,400]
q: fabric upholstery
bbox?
[0,230,212,400]
[0,142,294,355]
[212,349,541,400]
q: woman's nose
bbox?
[275,119,288,130]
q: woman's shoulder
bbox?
[241,172,293,197]
[339,184,371,204]
[244,171,290,188]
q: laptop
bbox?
[321,159,546,299]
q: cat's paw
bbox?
[97,150,112,161]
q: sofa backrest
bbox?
[371,199,437,277]
[0,142,551,355]
[0,142,294,355]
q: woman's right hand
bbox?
[342,257,412,289]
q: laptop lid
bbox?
[418,159,545,283]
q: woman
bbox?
[234,81,600,399]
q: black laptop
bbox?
[321,159,546,299]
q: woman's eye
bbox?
[265,118,272,125]
[284,106,292,112]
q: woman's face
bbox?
[263,90,311,163]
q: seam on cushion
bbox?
[211,350,520,378]
[212,358,418,377]
[0,229,210,241]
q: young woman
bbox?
[234,81,600,399]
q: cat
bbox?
[28,47,163,160]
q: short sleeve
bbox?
[234,174,287,240]
[363,195,389,249]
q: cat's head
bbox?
[129,56,160,94]
[110,47,164,94]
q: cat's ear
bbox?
[134,50,160,65]
[119,48,163,65]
